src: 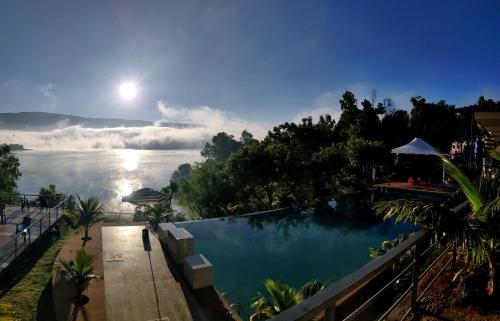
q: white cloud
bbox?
[155,100,269,139]
[293,90,342,122]
[39,83,57,111]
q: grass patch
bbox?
[0,231,70,321]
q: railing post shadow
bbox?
[410,241,422,320]
[451,241,457,272]
[325,302,336,321]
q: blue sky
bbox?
[0,0,499,124]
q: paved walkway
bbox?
[102,226,194,321]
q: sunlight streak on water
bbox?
[15,149,201,212]
[119,149,139,171]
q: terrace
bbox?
[0,194,69,275]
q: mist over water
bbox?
[14,149,201,212]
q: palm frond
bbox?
[439,153,482,212]
[298,280,326,300]
[489,150,500,162]
[264,279,299,312]
[373,199,447,226]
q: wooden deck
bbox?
[102,226,211,321]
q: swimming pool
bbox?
[176,207,415,316]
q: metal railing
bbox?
[269,201,468,321]
[0,196,70,274]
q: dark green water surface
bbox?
[176,208,415,315]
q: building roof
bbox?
[122,187,165,204]
[474,112,500,144]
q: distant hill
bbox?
[0,112,192,130]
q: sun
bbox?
[118,82,138,100]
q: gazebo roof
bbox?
[122,187,166,204]
[391,138,438,155]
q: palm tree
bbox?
[374,154,500,296]
[65,196,103,243]
[56,247,98,305]
[145,202,173,231]
[369,234,409,259]
[250,279,327,320]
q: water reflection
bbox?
[15,149,201,212]
[119,149,139,171]
[116,179,134,197]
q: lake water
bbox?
[176,208,415,316]
[14,149,201,212]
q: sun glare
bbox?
[118,82,138,100]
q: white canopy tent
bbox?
[391,138,445,182]
[391,137,438,155]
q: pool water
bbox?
[176,207,415,315]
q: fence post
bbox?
[325,302,336,321]
[49,211,51,227]
[410,241,422,320]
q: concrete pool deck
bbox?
[102,225,195,321]
[53,224,239,321]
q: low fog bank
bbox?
[1,125,216,150]
[1,101,270,150]
[1,117,268,151]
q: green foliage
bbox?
[56,247,98,304]
[171,163,193,181]
[65,196,103,244]
[38,184,65,207]
[368,234,409,259]
[0,145,21,204]
[145,202,173,230]
[201,132,242,161]
[0,232,68,321]
[410,97,465,151]
[250,279,327,320]
[176,160,237,218]
[161,180,178,208]
[174,91,489,219]
[374,156,500,296]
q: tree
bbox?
[161,180,178,208]
[56,247,98,305]
[38,184,65,208]
[0,145,21,204]
[171,163,193,181]
[410,97,464,151]
[240,130,258,146]
[145,202,173,231]
[176,160,237,218]
[201,132,242,161]
[380,110,411,148]
[226,142,281,210]
[250,279,327,320]
[374,154,500,296]
[65,196,103,244]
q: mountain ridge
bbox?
[0,112,192,130]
